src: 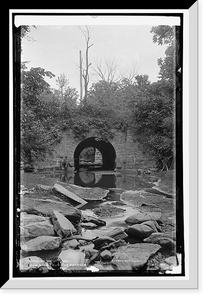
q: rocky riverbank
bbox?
[18,180,178,275]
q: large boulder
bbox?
[21,197,82,224]
[125,211,162,225]
[126,220,158,240]
[21,236,61,252]
[64,184,109,201]
[51,210,76,238]
[112,243,161,270]
[143,232,176,250]
[20,212,51,226]
[53,183,87,207]
[20,219,55,238]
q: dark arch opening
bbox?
[74,137,116,171]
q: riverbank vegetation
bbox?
[20,25,177,171]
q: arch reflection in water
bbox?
[74,137,116,171]
[74,171,116,188]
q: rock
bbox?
[82,212,106,227]
[53,183,87,207]
[21,219,55,238]
[64,183,109,201]
[111,252,132,270]
[120,190,146,204]
[141,202,158,208]
[21,197,82,224]
[164,256,178,266]
[58,249,86,271]
[79,243,95,252]
[100,250,112,261]
[108,188,124,193]
[93,263,115,271]
[51,210,76,238]
[36,184,52,191]
[145,186,175,199]
[62,239,79,250]
[93,203,126,218]
[93,236,116,249]
[106,227,128,241]
[143,232,176,250]
[21,236,61,252]
[159,262,173,272]
[19,256,50,271]
[84,248,98,259]
[125,211,162,225]
[112,243,161,270]
[126,221,158,240]
[80,222,98,229]
[20,212,51,226]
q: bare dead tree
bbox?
[93,59,122,83]
[79,26,93,104]
[125,63,140,83]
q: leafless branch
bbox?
[92,59,122,83]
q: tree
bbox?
[151,26,175,84]
[21,66,60,164]
[128,26,177,170]
[56,73,70,103]
[21,67,55,111]
[79,26,93,104]
[132,79,174,170]
[93,59,121,83]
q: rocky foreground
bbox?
[18,182,178,274]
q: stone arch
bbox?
[74,137,116,171]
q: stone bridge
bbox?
[41,129,155,171]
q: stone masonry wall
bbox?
[38,129,155,170]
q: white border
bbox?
[6,5,198,289]
[14,15,181,26]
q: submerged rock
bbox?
[120,190,146,205]
[21,236,61,252]
[93,203,126,218]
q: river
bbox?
[20,169,176,263]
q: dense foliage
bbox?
[21,25,176,170]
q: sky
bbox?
[21,25,168,93]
